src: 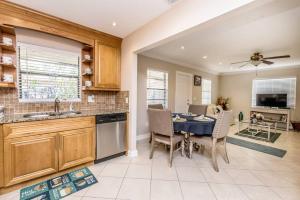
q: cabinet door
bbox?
[0,125,3,188]
[4,133,58,186]
[94,41,120,89]
[58,128,95,171]
[0,140,3,188]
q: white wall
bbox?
[121,0,256,157]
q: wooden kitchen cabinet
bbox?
[3,133,58,186]
[94,40,120,90]
[0,116,96,189]
[58,127,95,171]
[0,126,4,188]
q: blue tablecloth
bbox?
[173,113,216,136]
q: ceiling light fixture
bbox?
[202,56,208,59]
[112,22,117,27]
[218,62,223,65]
[180,46,185,50]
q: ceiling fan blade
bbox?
[239,63,249,68]
[262,60,274,65]
[231,60,249,64]
[263,55,290,59]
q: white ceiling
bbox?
[141,0,300,74]
[8,0,177,38]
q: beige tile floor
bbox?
[1,125,300,200]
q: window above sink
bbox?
[18,42,81,102]
[15,28,82,103]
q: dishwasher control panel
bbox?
[96,113,127,124]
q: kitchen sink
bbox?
[61,111,82,115]
[23,111,82,118]
[23,113,51,118]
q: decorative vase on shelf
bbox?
[238,112,244,122]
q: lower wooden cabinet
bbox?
[58,128,95,170]
[1,116,96,188]
[4,133,58,186]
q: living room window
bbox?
[147,69,168,108]
[18,42,81,102]
[202,79,212,104]
[252,77,297,108]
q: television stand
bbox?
[250,107,290,131]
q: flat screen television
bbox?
[256,94,288,108]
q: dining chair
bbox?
[147,104,164,143]
[148,104,164,109]
[148,109,185,167]
[188,104,208,115]
[189,110,233,172]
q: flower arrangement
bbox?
[216,97,230,110]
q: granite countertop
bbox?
[0,109,128,124]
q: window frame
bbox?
[252,77,297,108]
[202,79,212,105]
[17,42,82,103]
[146,68,169,108]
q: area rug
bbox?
[235,128,281,143]
[20,167,98,200]
[226,136,287,158]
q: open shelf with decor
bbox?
[81,44,94,90]
[0,25,17,89]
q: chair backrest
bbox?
[212,110,232,139]
[188,104,208,115]
[148,104,164,110]
[148,109,174,137]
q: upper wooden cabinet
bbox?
[94,40,121,90]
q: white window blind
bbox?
[202,79,212,104]
[18,42,80,102]
[252,78,297,108]
[147,70,168,108]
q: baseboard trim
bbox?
[127,149,138,157]
[137,133,150,141]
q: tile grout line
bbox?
[175,165,185,200]
[149,151,153,200]
[80,162,109,198]
[114,158,131,199]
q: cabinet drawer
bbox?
[3,116,95,139]
[4,133,58,186]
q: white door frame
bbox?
[175,71,193,113]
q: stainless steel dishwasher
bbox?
[95,113,126,163]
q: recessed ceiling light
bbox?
[168,0,178,4]
[218,62,223,65]
[202,56,208,59]
[112,22,117,27]
[180,46,185,50]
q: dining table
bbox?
[172,113,216,157]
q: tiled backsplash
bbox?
[0,89,129,115]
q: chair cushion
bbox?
[154,133,184,144]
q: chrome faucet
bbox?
[69,102,74,112]
[54,98,60,113]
